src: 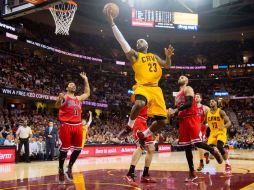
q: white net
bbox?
[49,1,77,35]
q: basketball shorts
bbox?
[201,125,207,141]
[59,122,83,152]
[133,85,167,117]
[82,125,88,149]
[178,115,202,146]
[133,117,153,145]
[207,130,227,146]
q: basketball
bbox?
[103,3,119,18]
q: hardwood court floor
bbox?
[0,150,253,190]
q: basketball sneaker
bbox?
[224,164,232,174]
[58,168,65,184]
[212,147,223,164]
[123,175,138,187]
[204,152,210,164]
[141,175,157,183]
[185,171,198,182]
[65,167,73,181]
[197,162,204,171]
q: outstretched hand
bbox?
[164,45,175,58]
[105,10,115,26]
[58,92,65,101]
[80,72,88,81]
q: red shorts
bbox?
[201,125,207,141]
[133,117,153,144]
[59,122,83,152]
[178,115,202,146]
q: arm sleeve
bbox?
[178,96,193,111]
[112,25,131,53]
[87,115,92,127]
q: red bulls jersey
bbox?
[59,96,82,123]
[175,88,198,118]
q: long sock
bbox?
[68,150,81,169]
[127,165,135,176]
[143,167,149,177]
[195,142,214,154]
[185,145,194,172]
[59,151,67,170]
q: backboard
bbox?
[1,0,68,20]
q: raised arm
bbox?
[77,72,90,102]
[155,45,174,69]
[106,12,138,64]
[219,110,232,130]
[87,111,93,127]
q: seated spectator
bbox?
[4,135,15,146]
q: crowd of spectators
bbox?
[0,22,254,160]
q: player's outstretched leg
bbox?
[58,151,67,184]
[195,142,223,164]
[141,144,156,183]
[184,145,198,182]
[123,147,143,187]
[65,150,81,181]
[217,141,231,174]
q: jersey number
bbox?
[148,63,157,72]
[74,108,78,116]
[212,122,218,129]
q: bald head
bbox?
[178,75,188,86]
[136,39,148,52]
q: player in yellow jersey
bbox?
[106,11,174,147]
[82,111,92,148]
[205,99,232,174]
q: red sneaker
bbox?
[185,171,198,182]
[137,131,145,139]
[136,131,146,150]
[141,175,157,183]
[212,148,223,164]
[204,152,210,164]
[58,168,65,184]
[197,162,204,171]
[224,164,232,174]
[123,175,138,187]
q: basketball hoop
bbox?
[49,1,77,35]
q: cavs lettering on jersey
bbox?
[207,108,225,133]
[132,52,162,86]
[207,108,227,145]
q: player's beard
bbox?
[178,80,186,86]
[137,46,147,53]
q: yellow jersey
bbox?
[207,108,226,134]
[132,52,162,86]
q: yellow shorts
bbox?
[207,130,227,146]
[133,85,167,117]
[82,125,88,148]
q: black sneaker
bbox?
[59,168,65,184]
[65,167,73,181]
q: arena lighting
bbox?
[6,32,18,40]
[128,90,134,94]
[214,92,229,97]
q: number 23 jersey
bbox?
[132,52,162,86]
[59,96,82,123]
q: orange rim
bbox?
[49,1,77,13]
